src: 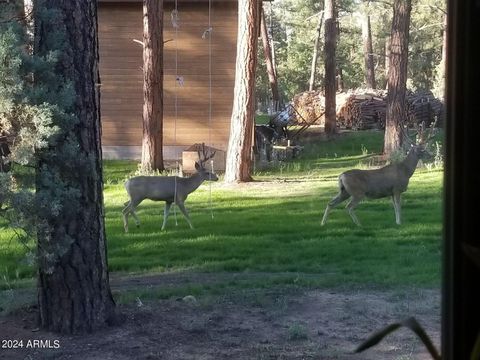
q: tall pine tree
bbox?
[225,0,259,183]
[34,0,117,333]
[384,0,412,156]
[141,0,164,172]
[324,0,337,135]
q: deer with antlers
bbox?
[321,120,437,226]
[122,144,218,232]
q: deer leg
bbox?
[392,192,402,225]
[321,191,350,226]
[346,197,362,226]
[122,202,131,233]
[122,199,142,233]
[131,208,140,227]
[161,202,173,231]
[176,201,194,229]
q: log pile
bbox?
[337,90,387,130]
[406,90,444,127]
[289,88,444,132]
[335,89,443,130]
[291,90,325,125]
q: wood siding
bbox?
[98,2,237,156]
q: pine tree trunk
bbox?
[35,0,117,334]
[324,0,337,134]
[438,13,447,102]
[309,11,324,92]
[224,0,259,183]
[385,37,390,89]
[362,14,376,89]
[260,5,279,111]
[384,0,411,156]
[142,0,164,171]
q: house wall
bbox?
[98,1,237,160]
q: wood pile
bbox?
[289,88,443,132]
[291,90,325,125]
[406,90,444,127]
[335,89,443,130]
[337,90,387,130]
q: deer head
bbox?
[402,117,439,160]
[195,143,218,181]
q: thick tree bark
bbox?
[35,0,117,334]
[362,15,376,89]
[141,0,164,171]
[309,11,324,91]
[224,0,259,183]
[323,0,337,134]
[384,37,390,89]
[384,0,411,156]
[260,5,279,111]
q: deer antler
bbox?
[402,117,438,147]
[400,120,417,147]
[197,143,216,168]
[417,117,439,145]
[423,117,439,144]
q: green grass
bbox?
[255,114,271,124]
[0,130,443,292]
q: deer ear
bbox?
[194,162,201,170]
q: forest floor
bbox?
[0,272,441,360]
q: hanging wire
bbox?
[172,0,180,226]
[207,0,214,219]
[208,0,212,146]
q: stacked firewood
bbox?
[335,89,443,130]
[289,89,443,131]
[405,90,444,127]
[291,90,325,125]
[337,90,387,130]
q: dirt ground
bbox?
[0,272,440,360]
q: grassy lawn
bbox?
[255,114,271,124]
[0,130,443,292]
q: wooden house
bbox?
[98,0,238,161]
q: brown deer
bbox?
[122,144,218,232]
[321,121,437,226]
